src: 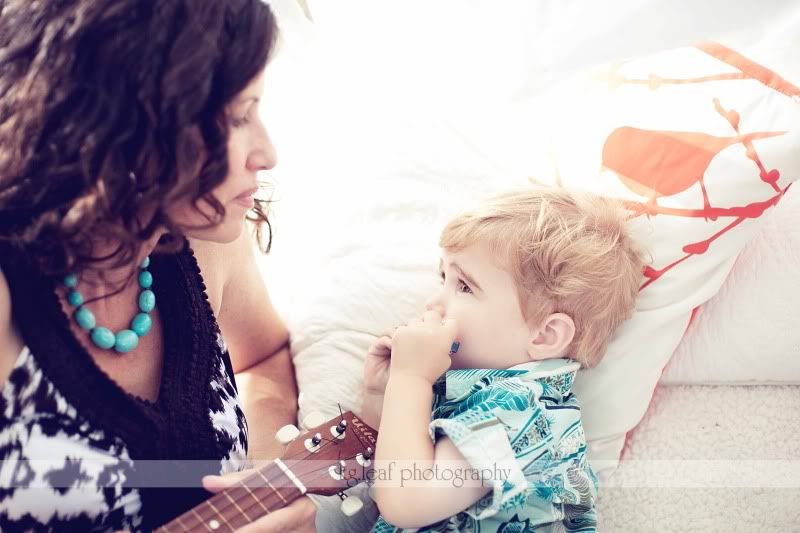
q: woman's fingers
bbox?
[236,495,317,533]
[377,335,392,345]
[202,470,251,493]
[375,335,392,352]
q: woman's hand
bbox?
[363,335,393,395]
[202,472,317,532]
[390,309,457,385]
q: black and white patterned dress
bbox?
[0,240,249,532]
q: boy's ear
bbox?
[527,313,576,361]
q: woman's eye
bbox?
[230,106,255,128]
[438,271,445,284]
[457,279,473,294]
[231,116,250,128]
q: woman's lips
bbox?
[233,187,258,208]
[233,195,255,208]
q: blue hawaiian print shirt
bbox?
[371,358,598,532]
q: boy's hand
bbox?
[390,309,457,385]
[364,335,393,395]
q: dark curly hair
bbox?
[0,0,278,280]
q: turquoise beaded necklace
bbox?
[63,256,156,354]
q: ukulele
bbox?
[155,410,378,532]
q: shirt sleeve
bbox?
[427,378,535,520]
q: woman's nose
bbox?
[247,132,278,172]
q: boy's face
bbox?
[425,243,534,369]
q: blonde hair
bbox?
[439,186,648,368]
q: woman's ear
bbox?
[527,313,576,361]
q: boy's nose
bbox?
[424,297,446,316]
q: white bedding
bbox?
[596,384,800,531]
[255,2,800,530]
[262,0,800,399]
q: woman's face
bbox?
[169,69,277,243]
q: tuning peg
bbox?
[330,419,347,440]
[356,447,373,467]
[275,424,300,445]
[302,411,327,430]
[304,432,323,453]
[340,494,363,516]
[329,459,347,480]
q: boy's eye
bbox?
[438,271,445,283]
[457,279,473,294]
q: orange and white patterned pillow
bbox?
[525,42,800,473]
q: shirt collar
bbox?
[433,357,581,402]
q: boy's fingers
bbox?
[422,309,443,323]
[391,325,406,340]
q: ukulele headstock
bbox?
[281,411,378,496]
[154,411,379,531]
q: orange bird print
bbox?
[602,126,784,217]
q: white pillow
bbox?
[660,183,800,385]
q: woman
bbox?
[0,0,315,530]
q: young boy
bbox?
[360,186,646,532]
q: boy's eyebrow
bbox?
[439,258,483,292]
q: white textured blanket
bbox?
[596,384,800,531]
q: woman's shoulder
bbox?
[0,267,25,387]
